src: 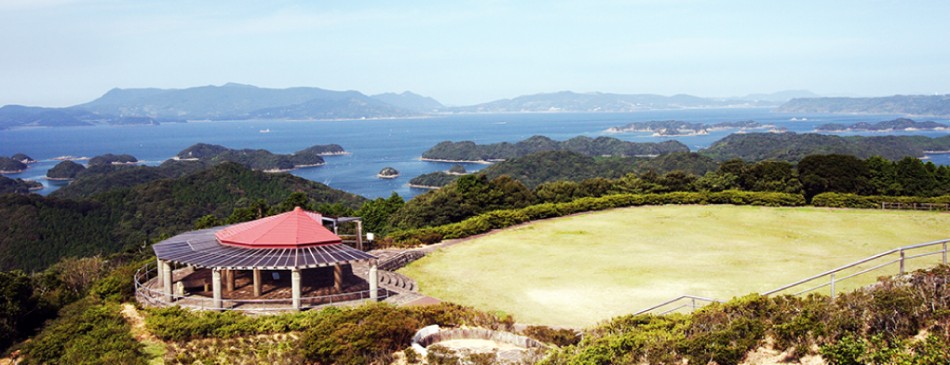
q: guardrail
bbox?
[632,295,722,316]
[635,238,950,315]
[134,264,394,312]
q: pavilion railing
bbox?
[634,238,950,315]
[135,263,396,312]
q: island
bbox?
[11,153,36,164]
[606,120,774,136]
[0,157,28,174]
[421,135,689,162]
[815,118,950,132]
[88,153,139,166]
[377,167,399,179]
[448,164,467,175]
[701,132,950,162]
[295,144,348,156]
[46,160,86,180]
[0,176,42,194]
[409,172,459,189]
[173,143,349,172]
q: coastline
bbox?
[377,174,399,179]
[420,157,494,164]
[0,169,26,174]
[408,183,441,190]
[263,162,326,173]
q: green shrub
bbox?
[22,299,145,365]
[523,325,580,347]
[819,334,866,365]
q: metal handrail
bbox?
[634,238,950,315]
[633,295,721,316]
[134,264,394,312]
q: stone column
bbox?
[333,263,343,292]
[161,260,173,303]
[291,268,301,309]
[369,261,378,301]
[212,269,222,309]
[253,269,262,297]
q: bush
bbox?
[22,299,145,365]
[524,325,580,347]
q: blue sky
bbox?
[2,0,949,106]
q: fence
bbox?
[881,202,950,211]
[635,238,950,315]
[134,263,393,312]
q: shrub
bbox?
[523,325,580,347]
[22,299,145,365]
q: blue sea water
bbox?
[2,108,948,199]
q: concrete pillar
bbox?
[369,261,378,301]
[291,268,301,309]
[156,257,164,283]
[212,269,222,309]
[253,269,262,297]
[161,260,173,303]
[226,269,235,292]
[334,264,343,291]
[356,220,364,251]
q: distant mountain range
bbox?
[815,118,950,132]
[0,83,434,129]
[4,83,950,129]
[776,95,950,116]
[445,91,783,113]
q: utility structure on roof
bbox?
[140,207,380,310]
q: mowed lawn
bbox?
[399,205,950,327]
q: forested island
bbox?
[702,133,950,162]
[46,160,86,180]
[422,135,689,162]
[174,143,346,172]
[377,167,399,179]
[0,157,28,173]
[815,118,950,132]
[0,176,42,194]
[606,120,777,136]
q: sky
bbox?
[2,0,949,107]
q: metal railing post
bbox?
[900,250,905,275]
[943,241,947,265]
[830,273,836,300]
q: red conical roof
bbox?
[214,207,343,249]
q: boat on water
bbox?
[259,129,271,133]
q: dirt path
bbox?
[119,304,166,364]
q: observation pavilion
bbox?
[138,207,381,311]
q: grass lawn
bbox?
[399,205,950,327]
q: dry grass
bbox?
[400,205,950,327]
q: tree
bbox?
[798,154,870,200]
[357,193,405,236]
[535,181,581,203]
[0,270,36,352]
[894,157,937,196]
[865,156,901,196]
[693,172,740,192]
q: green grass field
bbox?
[399,205,950,327]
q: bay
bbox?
[1,108,948,199]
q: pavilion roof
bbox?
[215,206,342,249]
[152,208,374,270]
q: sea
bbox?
[2,108,949,199]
